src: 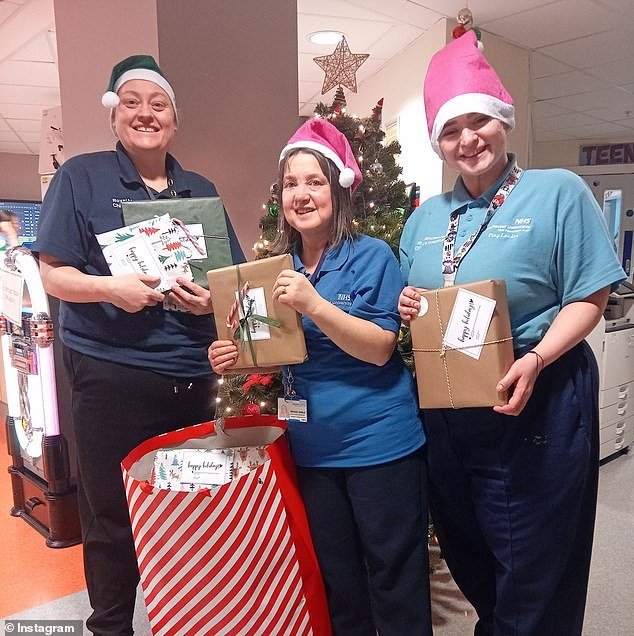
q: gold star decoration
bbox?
[313,36,369,95]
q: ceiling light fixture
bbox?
[309,31,344,45]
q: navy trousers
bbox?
[296,449,432,636]
[64,347,216,636]
[425,341,599,636]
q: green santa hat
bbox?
[101,54,176,110]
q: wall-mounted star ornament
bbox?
[313,36,369,95]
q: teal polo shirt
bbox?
[400,155,626,348]
[285,234,424,468]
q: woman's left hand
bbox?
[273,269,323,317]
[493,353,542,416]
[168,277,213,315]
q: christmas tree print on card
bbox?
[96,213,193,293]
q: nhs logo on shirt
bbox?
[487,217,533,239]
[112,197,132,208]
[332,292,352,308]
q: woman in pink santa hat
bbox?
[210,118,432,635]
[398,31,625,636]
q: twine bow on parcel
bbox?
[411,288,512,409]
[225,264,281,366]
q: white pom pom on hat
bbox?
[101,54,177,114]
[101,91,120,108]
[279,118,363,192]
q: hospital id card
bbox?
[277,397,308,422]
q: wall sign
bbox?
[580,143,634,166]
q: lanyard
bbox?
[442,162,523,287]
[144,173,178,200]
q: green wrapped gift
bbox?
[122,197,232,288]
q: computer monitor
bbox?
[0,199,41,248]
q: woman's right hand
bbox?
[106,273,165,312]
[398,286,426,322]
[208,340,239,375]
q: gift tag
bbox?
[443,287,496,360]
[180,448,234,486]
[277,397,308,422]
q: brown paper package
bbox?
[207,254,307,369]
[410,279,515,409]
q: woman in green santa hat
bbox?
[36,55,243,635]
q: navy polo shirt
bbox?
[285,234,424,468]
[35,142,244,377]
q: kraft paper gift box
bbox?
[410,279,515,409]
[207,254,307,369]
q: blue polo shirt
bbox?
[35,142,244,377]
[285,234,424,468]
[400,156,626,348]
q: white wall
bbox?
[532,137,634,169]
[345,20,530,200]
[345,19,447,203]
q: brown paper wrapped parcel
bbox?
[208,254,307,369]
[410,279,514,409]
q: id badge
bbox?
[277,396,308,422]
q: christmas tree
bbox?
[256,92,412,259]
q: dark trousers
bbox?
[64,347,216,636]
[425,341,599,636]
[296,449,432,636]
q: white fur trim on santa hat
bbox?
[280,140,355,188]
[112,68,176,107]
[430,92,515,158]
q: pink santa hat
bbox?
[424,30,515,158]
[279,118,363,191]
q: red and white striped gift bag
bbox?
[121,415,331,636]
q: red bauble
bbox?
[452,25,466,39]
[242,403,261,416]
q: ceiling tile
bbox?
[0,118,10,131]
[299,0,390,21]
[0,140,31,154]
[340,0,442,27]
[0,60,59,87]
[546,87,634,112]
[7,118,41,132]
[538,29,632,69]
[298,13,392,54]
[408,0,560,23]
[531,100,572,119]
[0,130,20,142]
[613,118,634,129]
[585,106,634,122]
[9,32,55,63]
[15,130,41,142]
[0,103,48,119]
[592,0,634,13]
[585,58,634,86]
[535,111,601,131]
[369,23,424,60]
[531,71,608,100]
[530,52,574,79]
[0,2,20,24]
[0,84,59,105]
[481,0,623,49]
[561,121,631,138]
